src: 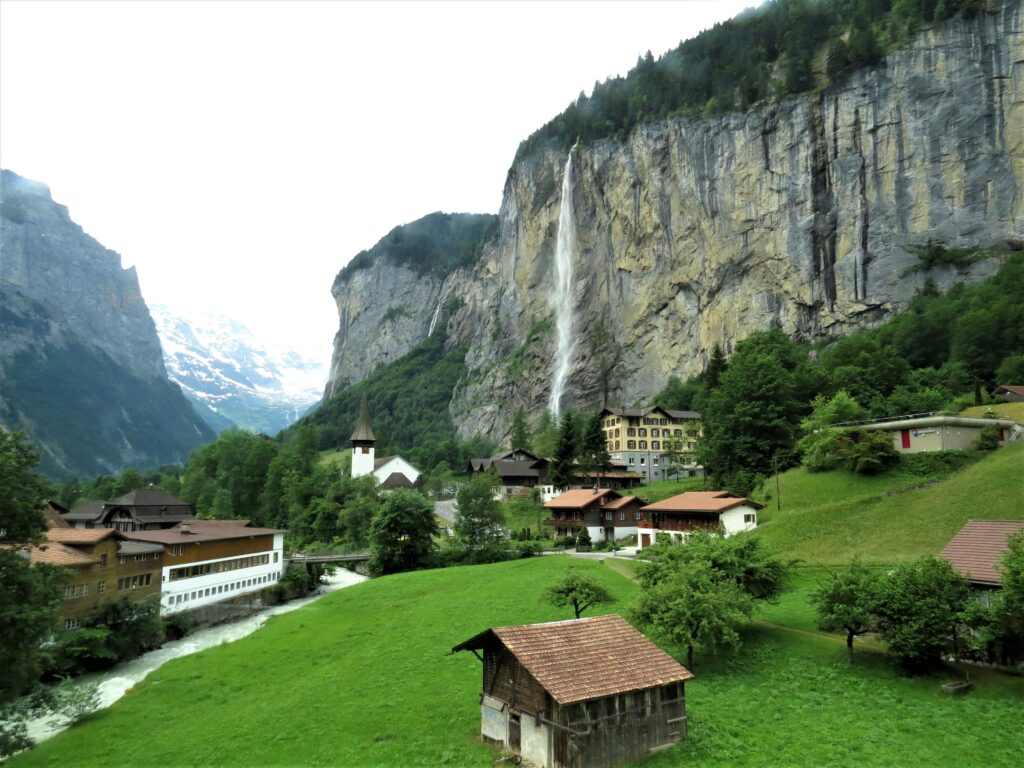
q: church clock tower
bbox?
[350,395,376,478]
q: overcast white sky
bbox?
[1,0,753,364]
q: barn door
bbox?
[508,712,521,752]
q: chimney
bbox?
[179,523,195,535]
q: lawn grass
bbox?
[751,442,1024,565]
[636,476,708,503]
[14,556,1024,768]
[960,401,1024,422]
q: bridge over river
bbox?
[286,551,372,575]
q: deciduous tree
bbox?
[368,490,438,576]
[811,560,881,663]
[546,568,613,619]
[454,471,505,549]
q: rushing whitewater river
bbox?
[26,568,367,744]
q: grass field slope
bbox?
[13,555,1024,768]
[751,442,1024,565]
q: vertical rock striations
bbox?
[324,4,1024,442]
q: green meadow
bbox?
[13,553,1024,767]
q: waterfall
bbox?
[548,145,578,419]
[427,293,445,337]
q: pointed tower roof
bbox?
[350,396,376,443]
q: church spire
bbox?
[350,395,376,444]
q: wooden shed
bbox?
[452,614,694,768]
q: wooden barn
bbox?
[452,614,694,768]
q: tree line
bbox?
[516,0,988,162]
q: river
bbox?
[26,568,367,744]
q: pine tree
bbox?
[509,410,531,452]
[550,412,579,490]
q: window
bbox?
[651,428,659,438]
[97,580,105,594]
[99,554,108,567]
[638,429,647,437]
[628,457,635,465]
[169,544,184,556]
[652,455,659,464]
[273,552,279,563]
[63,584,88,600]
[635,510,642,520]
[744,513,757,524]
[64,618,82,630]
[118,556,128,565]
[627,440,636,450]
[639,441,647,450]
[652,442,660,451]
[627,428,636,437]
[660,418,667,425]
[618,511,625,521]
[639,457,646,466]
[674,429,682,437]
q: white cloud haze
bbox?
[1,0,754,363]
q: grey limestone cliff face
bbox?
[0,170,166,379]
[326,4,1024,443]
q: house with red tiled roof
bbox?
[637,491,762,549]
[940,520,1024,591]
[543,488,644,543]
[992,384,1024,403]
[452,614,694,768]
[27,526,163,629]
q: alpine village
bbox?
[2,2,1024,767]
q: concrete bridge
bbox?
[286,551,372,576]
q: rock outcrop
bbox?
[325,4,1024,442]
[0,169,214,477]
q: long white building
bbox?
[122,520,286,615]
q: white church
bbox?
[350,396,421,489]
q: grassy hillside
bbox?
[751,442,1024,565]
[13,556,1024,768]
[961,401,1024,422]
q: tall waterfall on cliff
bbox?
[428,293,445,337]
[548,145,578,418]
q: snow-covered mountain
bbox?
[151,305,327,435]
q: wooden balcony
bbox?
[638,517,718,533]
[542,518,585,529]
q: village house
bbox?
[28,526,164,629]
[636,491,761,549]
[599,406,703,484]
[350,396,421,488]
[452,614,694,768]
[63,487,197,531]
[940,519,1024,599]
[992,384,1024,403]
[121,519,286,615]
[840,414,1019,453]
[543,488,644,543]
[468,449,552,500]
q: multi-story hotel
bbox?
[122,519,286,615]
[600,406,703,483]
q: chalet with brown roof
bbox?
[28,526,164,629]
[543,489,644,543]
[992,384,1024,403]
[63,487,196,531]
[122,519,286,615]
[637,491,762,549]
[453,614,694,768]
[468,449,551,499]
[940,520,1024,590]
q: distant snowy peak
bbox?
[151,305,327,435]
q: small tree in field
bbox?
[874,556,970,671]
[546,568,613,619]
[811,559,881,664]
[575,525,592,549]
[633,558,753,669]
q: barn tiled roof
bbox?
[122,521,284,545]
[544,489,619,510]
[642,491,763,513]
[940,520,1024,586]
[454,614,693,705]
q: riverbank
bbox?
[24,568,366,745]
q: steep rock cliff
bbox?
[326,5,1024,442]
[0,170,214,476]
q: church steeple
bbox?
[351,395,376,478]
